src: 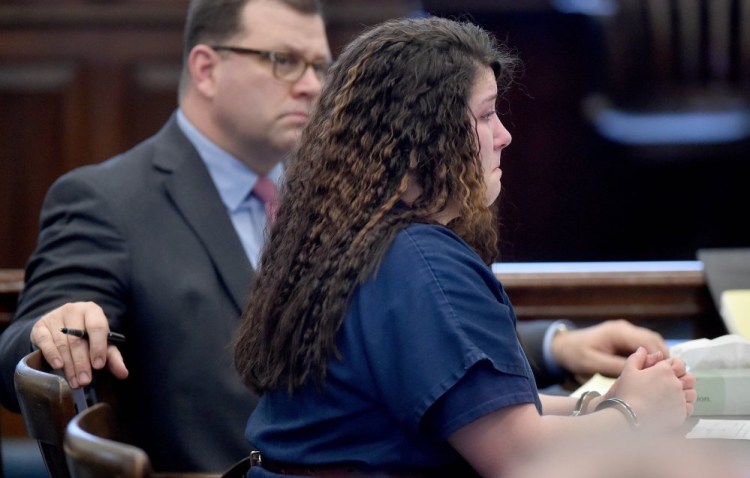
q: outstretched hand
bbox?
[30,301,129,389]
[551,319,669,381]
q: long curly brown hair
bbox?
[234,16,518,394]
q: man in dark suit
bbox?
[0,0,331,472]
[0,0,668,473]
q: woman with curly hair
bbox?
[234,16,695,477]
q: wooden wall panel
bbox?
[0,0,416,270]
[126,62,181,146]
[4,1,747,272]
[0,4,186,268]
[0,63,85,267]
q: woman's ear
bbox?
[399,174,423,206]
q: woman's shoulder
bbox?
[395,223,469,251]
[394,223,484,263]
[382,223,492,282]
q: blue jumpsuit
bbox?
[247,223,541,476]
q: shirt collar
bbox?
[176,109,282,212]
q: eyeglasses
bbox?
[211,45,330,83]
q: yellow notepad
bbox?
[571,373,614,398]
[720,289,750,339]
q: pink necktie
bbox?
[253,176,278,223]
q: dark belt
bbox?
[250,451,474,478]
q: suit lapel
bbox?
[152,115,253,313]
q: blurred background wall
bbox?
[1,0,748,269]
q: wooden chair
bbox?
[64,403,151,478]
[14,348,119,478]
[64,403,250,478]
[14,349,77,478]
[582,0,750,157]
[15,350,249,478]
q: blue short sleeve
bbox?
[423,361,538,440]
[246,223,540,469]
[343,224,540,433]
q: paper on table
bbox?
[670,335,750,415]
[671,334,750,369]
[686,419,750,440]
[721,290,750,339]
[570,373,614,398]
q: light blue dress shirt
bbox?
[176,109,282,269]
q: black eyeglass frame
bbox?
[210,45,330,83]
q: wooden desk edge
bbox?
[496,269,706,288]
[0,269,24,294]
[493,260,705,288]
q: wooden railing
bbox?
[0,269,23,327]
[493,261,722,339]
[0,261,723,339]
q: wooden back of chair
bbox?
[597,0,750,100]
[14,350,244,478]
[14,349,75,478]
[65,402,246,478]
[64,402,153,478]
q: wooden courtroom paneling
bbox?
[0,0,417,269]
[0,3,187,268]
[0,63,86,269]
[4,1,748,271]
[494,261,724,339]
[422,1,750,263]
[0,269,26,437]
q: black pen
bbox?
[60,327,126,343]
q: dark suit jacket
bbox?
[0,114,257,471]
[0,112,559,472]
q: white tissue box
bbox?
[693,368,750,416]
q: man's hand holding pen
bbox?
[60,327,126,344]
[30,301,129,389]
